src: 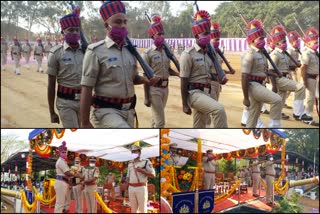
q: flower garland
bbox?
[214,178,241,205]
[222,152,232,161]
[52,128,65,139]
[247,147,259,158]
[262,129,270,142]
[160,129,172,202]
[242,129,251,135]
[252,129,262,139]
[20,189,38,213]
[235,149,247,159]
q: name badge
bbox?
[204,87,210,94]
[153,56,161,60]
[75,93,81,101]
[122,103,131,111]
[63,57,72,62]
[162,80,168,87]
[108,57,118,62]
[196,58,204,62]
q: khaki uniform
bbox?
[11,44,22,74]
[1,41,8,71]
[106,173,116,199]
[242,46,282,128]
[287,47,301,82]
[81,36,138,128]
[34,44,45,72]
[72,165,85,213]
[244,168,251,186]
[265,161,275,203]
[202,156,216,190]
[84,166,99,213]
[316,77,319,114]
[54,157,71,213]
[180,43,228,128]
[251,161,261,195]
[301,47,319,117]
[22,43,32,68]
[142,44,170,128]
[167,154,181,166]
[266,47,274,54]
[127,158,155,213]
[47,43,84,128]
[44,43,53,57]
[269,48,306,117]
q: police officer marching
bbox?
[10,37,22,75]
[34,37,45,73]
[1,36,8,71]
[300,28,319,126]
[44,38,53,58]
[47,7,84,128]
[126,145,155,213]
[241,20,282,128]
[83,156,99,213]
[22,39,33,70]
[180,10,228,128]
[143,14,179,128]
[80,0,159,128]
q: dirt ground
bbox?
[1,50,318,128]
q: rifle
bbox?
[145,11,180,72]
[68,1,88,52]
[216,48,236,74]
[194,1,228,84]
[293,16,306,37]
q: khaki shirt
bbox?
[167,154,181,166]
[56,157,70,176]
[84,167,99,185]
[142,44,170,79]
[47,43,84,89]
[45,43,53,53]
[202,156,216,172]
[180,43,213,84]
[241,45,267,77]
[126,158,155,183]
[11,45,22,55]
[269,47,290,73]
[287,47,300,67]
[266,46,274,54]
[265,161,275,175]
[81,36,138,98]
[1,42,8,53]
[22,44,32,54]
[71,164,85,184]
[106,174,116,183]
[301,47,319,75]
[34,44,44,55]
[251,161,260,173]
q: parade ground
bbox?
[1,50,318,128]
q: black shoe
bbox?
[293,114,300,120]
[300,114,313,121]
[284,104,293,109]
[303,120,319,126]
[241,123,246,127]
[281,113,290,120]
[261,109,270,115]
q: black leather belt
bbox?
[57,85,81,101]
[307,74,318,79]
[92,94,136,110]
[188,83,211,93]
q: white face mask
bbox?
[75,163,80,167]
[131,153,139,160]
[270,158,273,161]
[89,163,95,167]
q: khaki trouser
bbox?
[56,97,80,128]
[24,53,31,65]
[13,55,21,71]
[305,78,317,116]
[189,89,228,128]
[252,172,260,195]
[276,76,305,108]
[54,180,70,213]
[203,172,215,190]
[84,185,97,213]
[247,82,282,128]
[91,108,135,128]
[73,184,83,213]
[210,80,221,101]
[128,185,148,213]
[266,175,274,203]
[35,55,43,71]
[1,53,7,69]
[150,86,168,128]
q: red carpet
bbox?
[214,187,272,212]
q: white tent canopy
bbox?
[32,129,159,162]
[169,129,282,154]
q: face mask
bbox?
[269,43,275,49]
[212,41,220,49]
[75,163,80,167]
[280,43,287,51]
[89,163,95,167]
[64,33,80,44]
[131,153,139,160]
[255,40,265,49]
[60,153,66,159]
[293,40,300,49]
[38,42,42,45]
[154,36,165,48]
[108,26,128,44]
[311,43,319,51]
[198,34,211,48]
[270,158,274,161]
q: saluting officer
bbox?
[241,20,282,128]
[1,37,9,71]
[180,10,228,128]
[202,149,216,190]
[80,0,158,128]
[126,145,155,213]
[22,39,32,70]
[301,28,319,126]
[34,37,45,73]
[84,156,99,213]
[143,14,179,128]
[47,8,84,128]
[10,37,22,75]
[268,25,311,122]
[167,143,182,166]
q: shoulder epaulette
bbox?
[49,44,63,53]
[87,40,105,51]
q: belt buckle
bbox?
[74,93,81,101]
[161,80,168,87]
[203,87,210,94]
[122,103,131,110]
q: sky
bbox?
[29,1,224,33]
[1,129,33,142]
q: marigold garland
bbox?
[52,128,65,139]
[262,129,270,142]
